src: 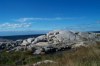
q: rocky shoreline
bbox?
[0,30,100,54]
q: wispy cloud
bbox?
[0,17,85,31]
[0,22,32,29]
[15,17,83,22]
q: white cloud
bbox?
[0,22,32,29]
[15,17,82,22]
[16,18,34,22]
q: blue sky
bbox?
[0,0,100,35]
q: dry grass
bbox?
[37,42,100,66]
[0,42,100,66]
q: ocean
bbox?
[0,34,44,41]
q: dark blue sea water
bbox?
[91,31,100,33]
[0,30,49,40]
[0,34,44,41]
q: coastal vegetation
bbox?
[0,41,100,66]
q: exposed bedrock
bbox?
[0,30,100,54]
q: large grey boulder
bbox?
[21,40,29,46]
[46,30,99,49]
[32,35,47,44]
[27,38,35,43]
[21,37,35,46]
[47,30,98,44]
[47,30,77,45]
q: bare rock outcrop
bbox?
[0,30,99,54]
[32,35,47,44]
[21,37,35,46]
[31,30,99,54]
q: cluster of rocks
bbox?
[0,30,100,54]
[0,39,22,51]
